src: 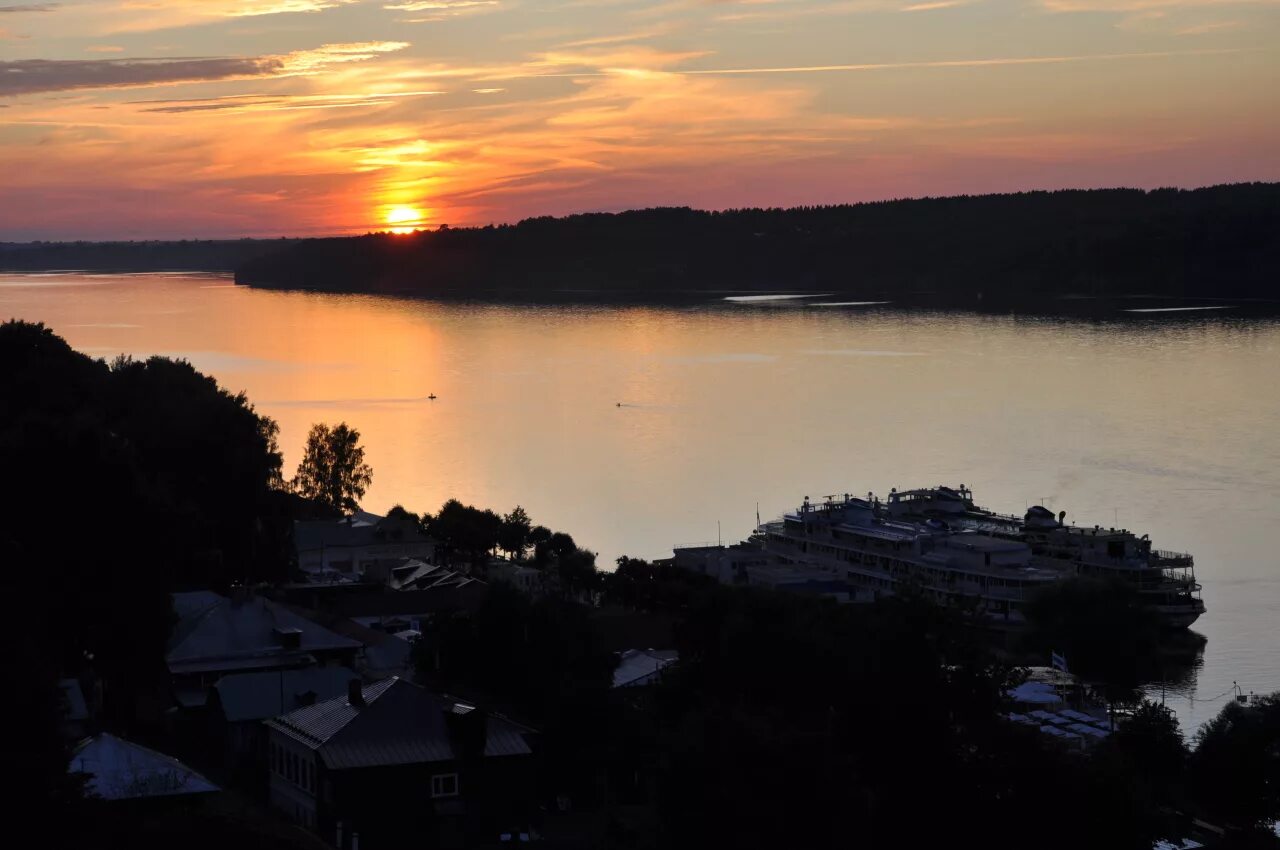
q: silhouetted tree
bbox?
[498,505,532,560]
[386,504,422,525]
[1191,693,1280,831]
[0,321,294,754]
[429,499,503,568]
[292,422,373,514]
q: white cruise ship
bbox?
[673,486,1203,629]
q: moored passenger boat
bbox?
[674,486,1204,629]
[883,485,1204,628]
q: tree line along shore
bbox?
[3,183,1277,305]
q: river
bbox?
[5,271,1278,734]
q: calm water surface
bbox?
[6,272,1279,734]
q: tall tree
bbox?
[498,505,533,560]
[293,422,373,515]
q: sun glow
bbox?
[384,205,426,234]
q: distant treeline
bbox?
[234,183,1280,302]
[0,238,297,272]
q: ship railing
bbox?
[672,541,725,551]
[1152,550,1194,567]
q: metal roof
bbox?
[214,667,358,723]
[265,677,533,770]
[613,649,678,688]
[71,734,219,801]
[167,592,361,673]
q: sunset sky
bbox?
[1,0,1276,239]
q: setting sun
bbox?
[384,205,426,234]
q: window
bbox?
[431,773,459,798]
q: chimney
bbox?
[348,679,365,708]
[445,704,488,760]
[273,627,303,650]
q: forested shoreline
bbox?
[0,239,296,272]
[3,185,1276,305]
[232,184,1280,301]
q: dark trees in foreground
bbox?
[0,322,291,727]
[1192,694,1280,832]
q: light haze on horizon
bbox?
[1,0,1277,239]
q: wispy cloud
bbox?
[226,0,357,15]
[1040,0,1279,11]
[89,0,360,33]
[901,0,973,9]
[1176,19,1244,33]
[385,0,499,8]
[680,47,1249,75]
[0,56,278,96]
[0,3,59,11]
[277,41,410,74]
[387,0,504,19]
[133,88,443,113]
[0,41,410,97]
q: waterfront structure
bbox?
[883,486,1204,627]
[677,486,1203,628]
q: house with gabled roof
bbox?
[208,666,359,777]
[168,590,362,708]
[264,677,536,849]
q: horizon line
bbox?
[2,179,1274,245]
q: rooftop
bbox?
[295,512,431,552]
[71,733,219,801]
[168,591,362,675]
[613,649,678,688]
[213,666,359,723]
[266,677,534,770]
